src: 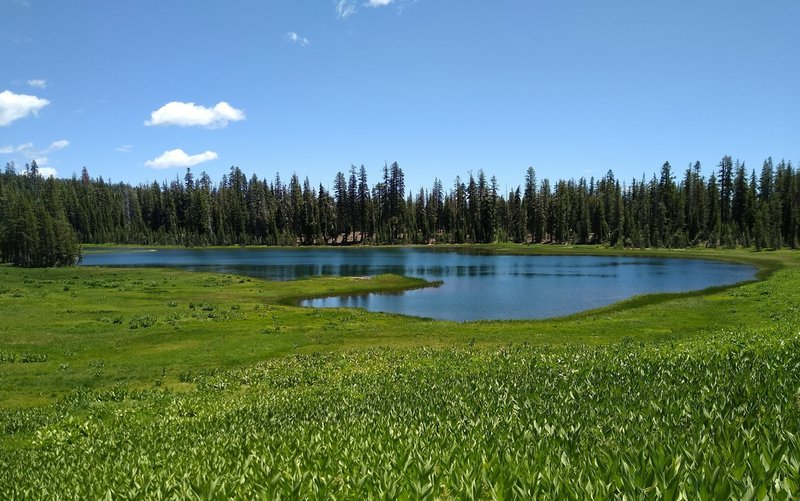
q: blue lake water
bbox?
[81,247,756,321]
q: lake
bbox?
[80,247,757,321]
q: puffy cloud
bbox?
[336,0,356,18]
[27,79,47,89]
[22,161,57,178]
[144,148,218,169]
[37,167,58,178]
[21,157,58,179]
[287,32,310,47]
[366,0,392,5]
[144,101,245,128]
[0,90,50,126]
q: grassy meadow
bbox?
[1,245,799,497]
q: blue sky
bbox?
[2,1,799,191]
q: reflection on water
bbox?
[81,247,756,321]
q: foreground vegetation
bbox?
[3,328,798,498]
[1,246,799,497]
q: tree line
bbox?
[1,156,799,267]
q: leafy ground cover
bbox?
[1,246,799,497]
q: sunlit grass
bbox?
[1,245,799,497]
[0,246,797,406]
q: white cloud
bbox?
[145,101,245,128]
[0,90,50,126]
[145,149,218,169]
[0,140,66,157]
[27,79,46,89]
[287,32,310,47]
[37,167,58,178]
[1,141,69,177]
[20,158,58,179]
[48,139,69,151]
[23,161,57,179]
[336,0,356,18]
[338,0,406,18]
[20,161,58,178]
[116,144,133,153]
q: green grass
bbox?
[1,245,795,407]
[2,328,799,497]
[1,245,799,497]
[0,266,434,408]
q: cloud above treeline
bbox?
[0,139,68,157]
[144,101,245,129]
[0,144,26,154]
[0,90,50,126]
[36,167,58,178]
[144,148,218,169]
[48,139,69,151]
[0,139,70,178]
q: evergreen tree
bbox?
[523,167,537,242]
[706,173,721,247]
[731,162,750,245]
[357,165,370,243]
[4,155,798,267]
[347,165,358,243]
[334,171,348,243]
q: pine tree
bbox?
[357,165,370,243]
[333,171,348,243]
[523,167,537,242]
[347,165,358,243]
[731,161,749,245]
[706,173,721,248]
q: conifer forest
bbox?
[1,155,799,267]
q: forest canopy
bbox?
[1,156,798,267]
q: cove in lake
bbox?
[81,247,756,321]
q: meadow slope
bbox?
[1,246,798,497]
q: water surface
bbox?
[81,247,756,321]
